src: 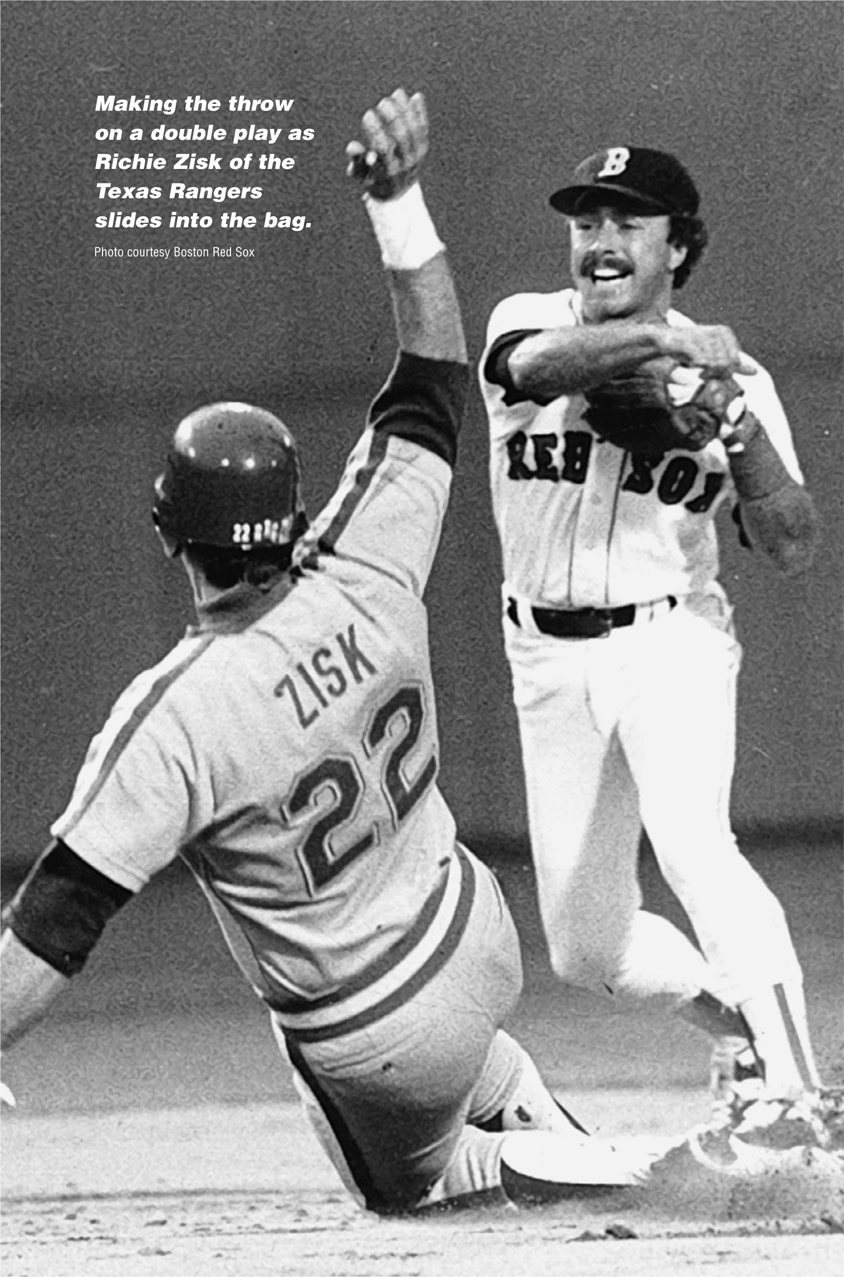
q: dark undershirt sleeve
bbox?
[367,349,469,469]
[3,839,134,976]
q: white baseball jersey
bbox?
[480,289,804,608]
[52,353,471,1033]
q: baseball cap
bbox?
[550,147,700,217]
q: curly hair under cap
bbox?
[669,213,708,290]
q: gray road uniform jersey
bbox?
[11,353,531,1212]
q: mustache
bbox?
[579,252,631,277]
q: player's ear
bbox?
[668,240,688,274]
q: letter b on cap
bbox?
[597,148,630,179]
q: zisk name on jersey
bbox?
[275,624,377,730]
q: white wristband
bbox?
[363,183,445,271]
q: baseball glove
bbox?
[582,366,744,457]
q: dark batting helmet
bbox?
[153,402,307,552]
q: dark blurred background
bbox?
[2,0,842,869]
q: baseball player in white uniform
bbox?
[479,146,835,1146]
[0,94,649,1214]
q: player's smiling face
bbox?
[568,201,687,323]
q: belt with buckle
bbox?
[507,596,677,639]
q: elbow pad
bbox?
[3,840,133,976]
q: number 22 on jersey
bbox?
[280,683,437,894]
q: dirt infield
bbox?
[4,1190,844,1277]
[3,1095,843,1277]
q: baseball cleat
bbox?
[729,1094,828,1151]
[499,1129,649,1205]
[729,1086,844,1155]
[653,1113,844,1193]
[704,1044,844,1156]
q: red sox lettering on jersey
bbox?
[482,288,803,609]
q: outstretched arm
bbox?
[503,321,756,401]
[347,87,467,364]
[299,88,467,597]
